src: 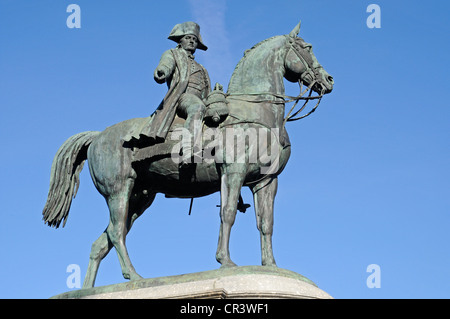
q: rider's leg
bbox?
[178,94,206,165]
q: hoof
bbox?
[82,282,94,289]
[219,261,238,269]
[262,262,277,268]
[124,272,143,281]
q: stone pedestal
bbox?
[51,266,332,299]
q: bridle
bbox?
[225,36,326,127]
[282,35,326,125]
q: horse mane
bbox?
[228,35,286,91]
[230,35,311,78]
[232,36,280,74]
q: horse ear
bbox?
[289,21,301,38]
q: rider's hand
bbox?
[154,69,167,84]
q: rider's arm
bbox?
[154,50,175,84]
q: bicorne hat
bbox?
[168,21,208,51]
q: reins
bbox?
[282,80,324,125]
[226,79,324,129]
[282,36,326,125]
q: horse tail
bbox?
[42,131,100,228]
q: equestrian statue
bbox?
[42,21,334,288]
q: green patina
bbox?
[43,21,333,289]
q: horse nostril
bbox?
[327,76,334,84]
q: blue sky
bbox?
[1,0,449,299]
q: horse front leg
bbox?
[251,177,278,267]
[216,166,246,268]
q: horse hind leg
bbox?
[107,179,149,282]
[83,227,111,288]
[82,190,155,288]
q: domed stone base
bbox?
[51,266,332,299]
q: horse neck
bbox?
[227,36,287,97]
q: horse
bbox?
[42,22,334,288]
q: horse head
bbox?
[284,22,334,95]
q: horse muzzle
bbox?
[320,72,334,94]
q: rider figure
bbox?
[146,22,211,166]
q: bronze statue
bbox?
[42,21,334,288]
[138,22,211,166]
